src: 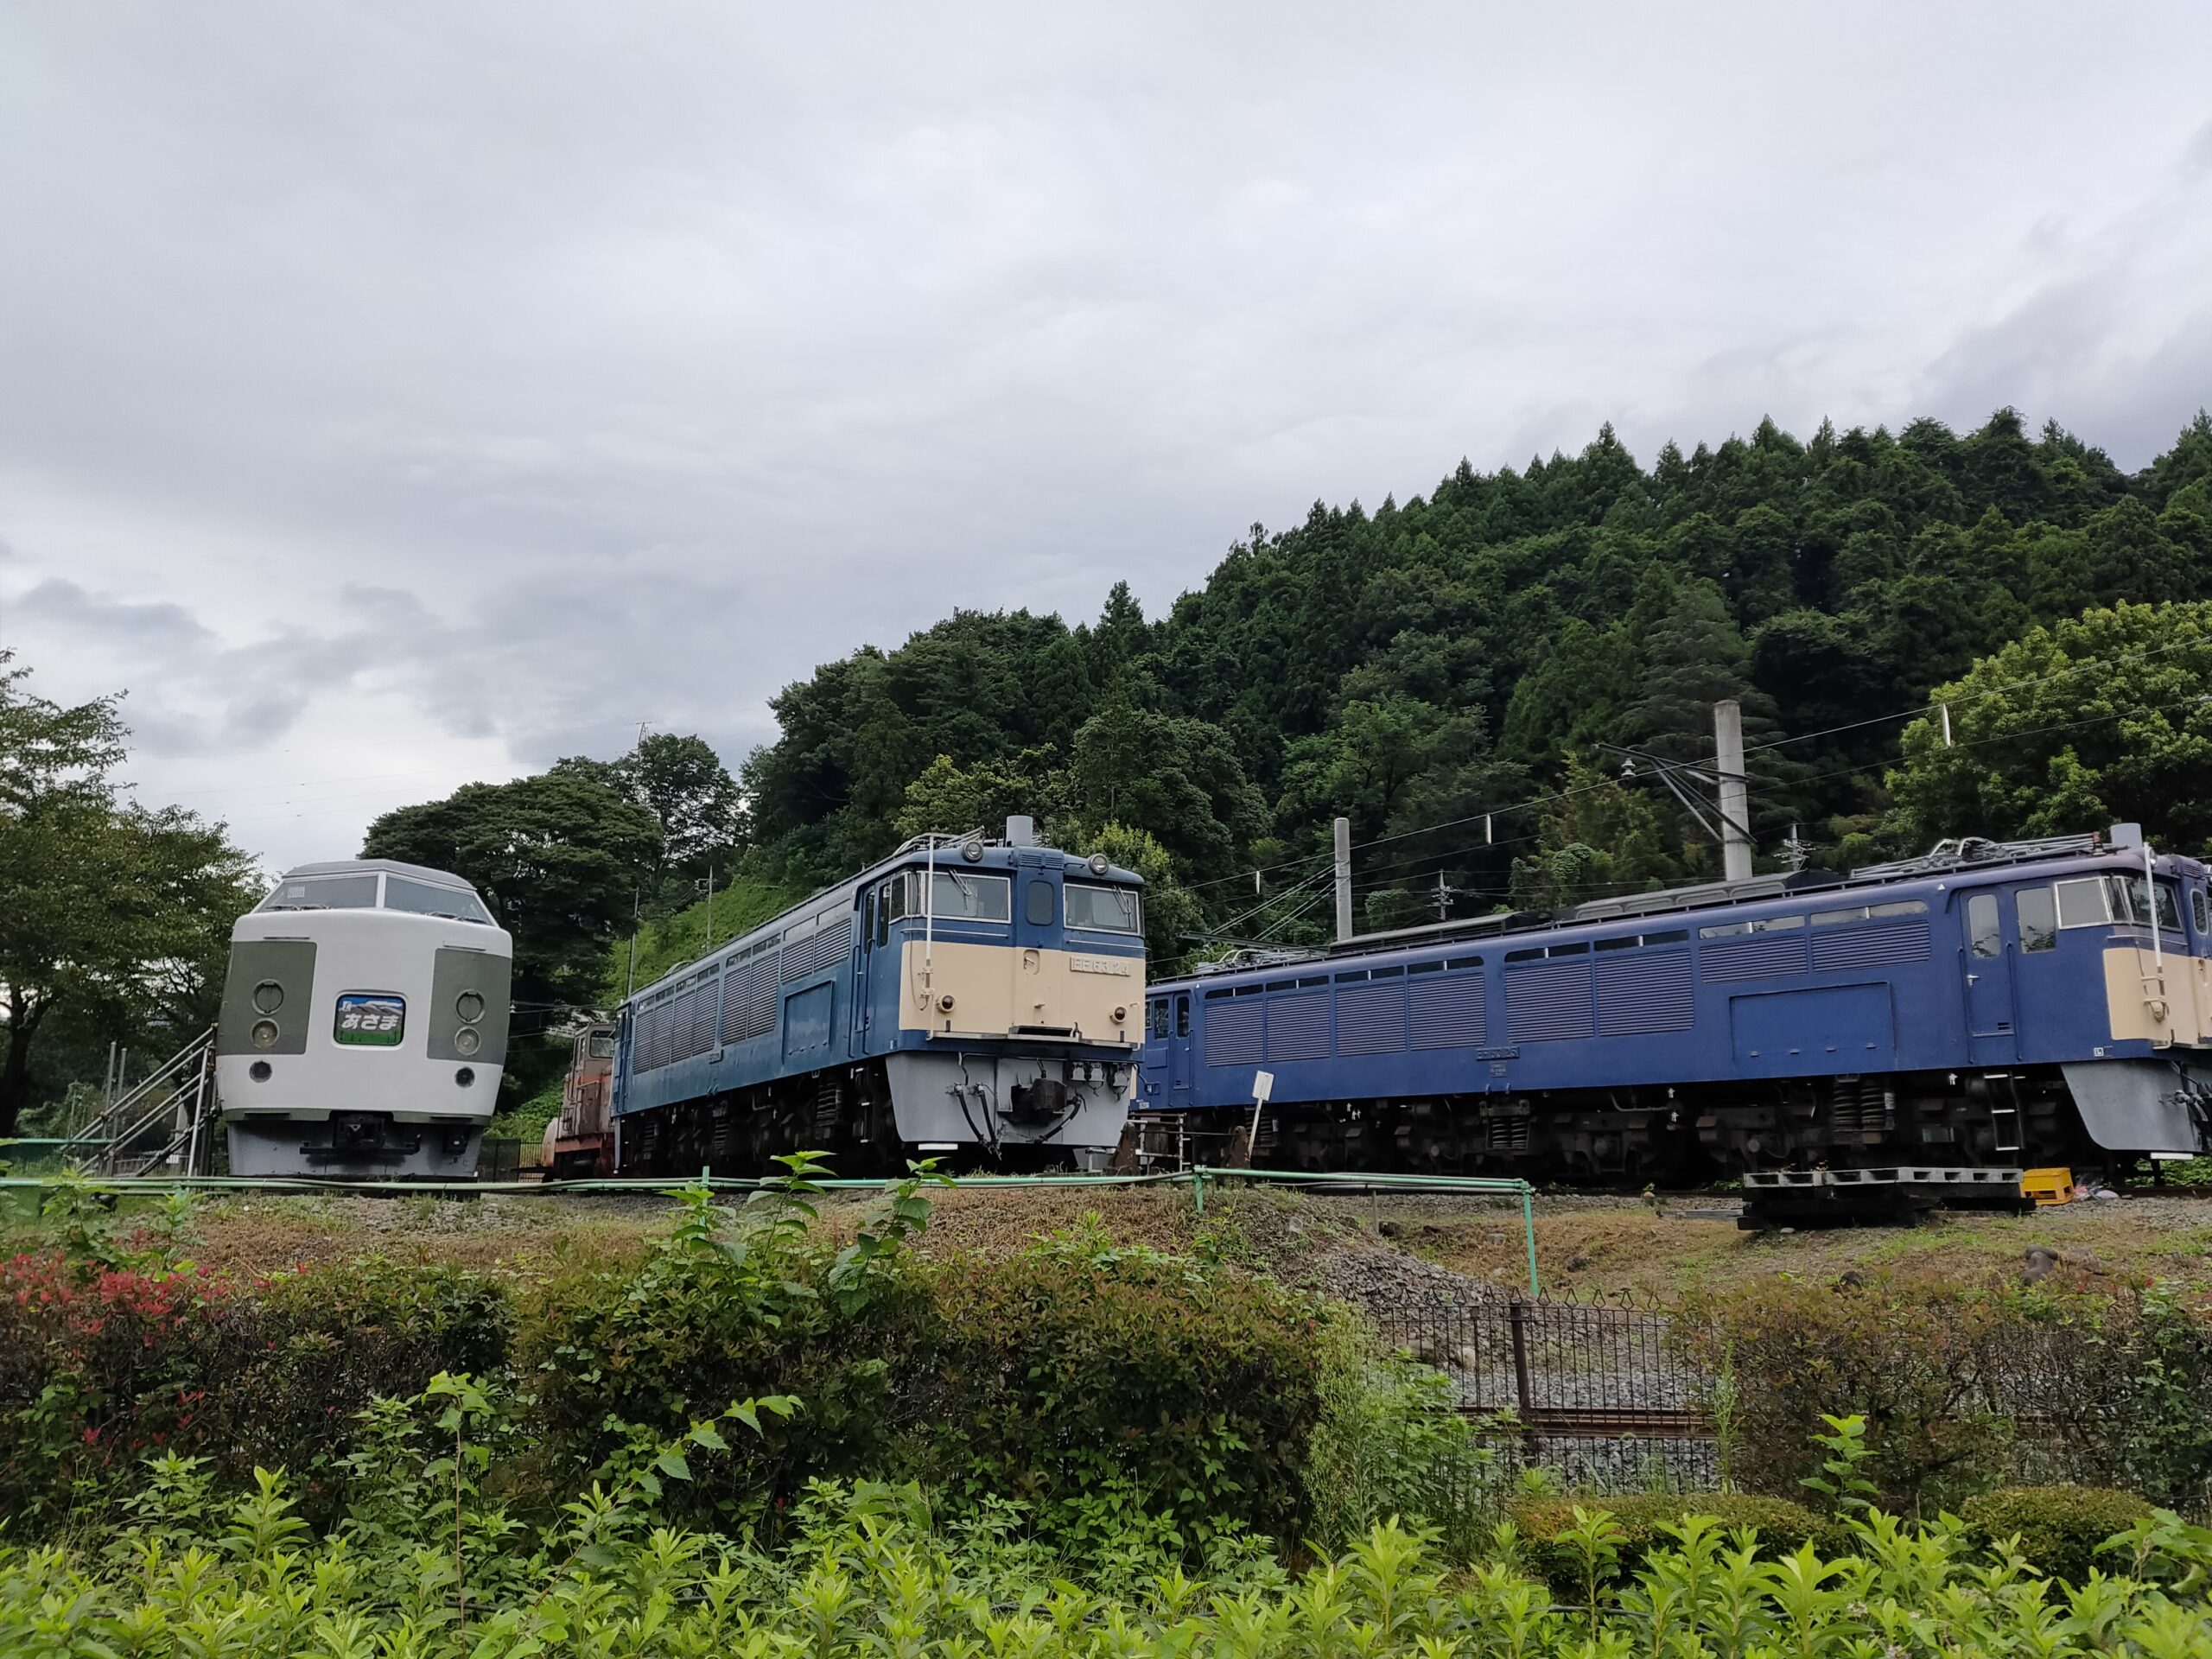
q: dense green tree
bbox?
[0,656,260,1134]
[361,772,662,1098]
[1887,600,2212,855]
[1069,710,1267,882]
[363,410,2212,957]
[556,732,747,902]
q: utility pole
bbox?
[1713,699,1754,882]
[1333,817,1353,942]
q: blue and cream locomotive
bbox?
[611,819,1145,1174]
[1138,829,2212,1182]
[215,859,512,1179]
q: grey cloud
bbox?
[4,3,2212,867]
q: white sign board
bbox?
[1252,1069,1274,1104]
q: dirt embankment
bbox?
[153,1181,2212,1305]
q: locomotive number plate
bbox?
[334,993,406,1046]
[1069,956,1133,976]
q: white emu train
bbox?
[214,859,512,1179]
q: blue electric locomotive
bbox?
[612,819,1146,1175]
[1136,828,2212,1183]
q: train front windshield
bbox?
[1065,880,1141,933]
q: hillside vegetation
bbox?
[363,408,2212,1052]
[736,410,2212,966]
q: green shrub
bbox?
[906,1243,1329,1550]
[0,1249,509,1530]
[1961,1484,2154,1584]
[522,1174,1332,1550]
[1675,1275,2069,1510]
[1305,1319,1497,1555]
[1511,1492,1822,1587]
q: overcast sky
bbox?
[4,4,2210,873]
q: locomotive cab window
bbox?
[2195,887,2210,937]
[261,873,381,912]
[384,875,492,924]
[588,1032,617,1059]
[2054,878,2109,929]
[2018,886,2057,952]
[927,871,1010,922]
[1967,892,2001,958]
[1065,881,1141,933]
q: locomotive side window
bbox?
[1175,993,1191,1037]
[1967,893,2001,958]
[2196,887,2210,936]
[2018,887,2057,952]
[1811,899,1927,926]
[1148,1000,1171,1038]
[862,889,876,951]
[2055,878,2110,929]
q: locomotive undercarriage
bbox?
[1181,1065,2094,1185]
[613,1055,1122,1178]
[615,1059,904,1179]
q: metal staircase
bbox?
[53,1027,219,1177]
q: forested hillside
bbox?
[364,406,2212,1049]
[734,410,2212,965]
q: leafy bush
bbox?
[2093,1281,2212,1510]
[1961,1484,2155,1584]
[1675,1275,2063,1510]
[1306,1319,1497,1554]
[0,1243,508,1529]
[524,1179,1334,1550]
[6,1421,2207,1659]
[1512,1491,1822,1587]
[906,1236,1329,1550]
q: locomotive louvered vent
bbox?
[783,917,852,982]
[1505,959,1595,1043]
[1812,919,1930,972]
[721,950,780,1044]
[671,985,701,1062]
[1596,950,1695,1035]
[1410,971,1486,1049]
[689,970,719,1057]
[1205,994,1263,1067]
[1698,931,1808,982]
[1336,975,1408,1054]
[1264,985,1331,1062]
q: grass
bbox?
[611,874,811,998]
[160,1182,2212,1302]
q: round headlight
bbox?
[454,1026,482,1056]
[248,1060,272,1083]
[251,980,284,1014]
[455,990,485,1023]
[961,838,986,863]
[1089,853,1111,875]
[1113,1006,1128,1022]
[454,1066,475,1088]
[937,992,957,1012]
[251,1019,280,1049]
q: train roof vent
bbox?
[1850,832,2101,880]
